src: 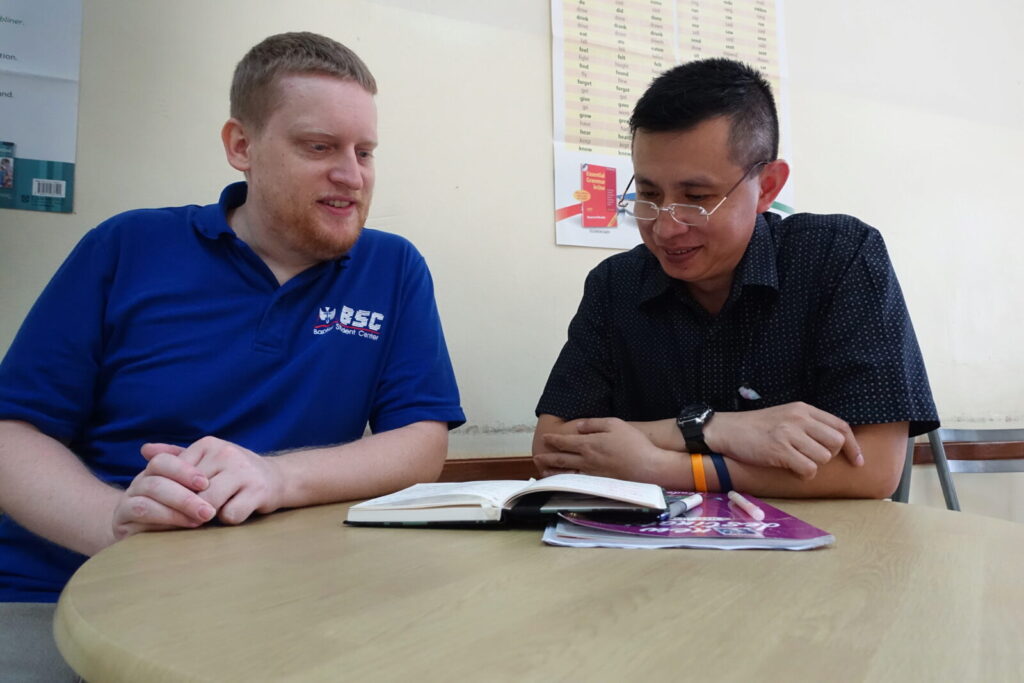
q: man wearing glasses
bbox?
[533,59,937,498]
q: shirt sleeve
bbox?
[535,264,618,420]
[809,226,939,437]
[0,227,116,440]
[368,247,465,433]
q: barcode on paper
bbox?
[32,179,66,198]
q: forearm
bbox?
[537,415,681,454]
[634,409,906,498]
[711,460,881,498]
[534,414,696,488]
[532,414,569,455]
[629,418,685,451]
[0,420,120,555]
[734,421,904,497]
[271,420,449,508]
[629,415,905,497]
[705,422,906,498]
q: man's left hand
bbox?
[536,417,675,482]
[142,437,285,525]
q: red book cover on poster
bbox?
[580,164,617,228]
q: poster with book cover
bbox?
[580,163,617,228]
[544,492,834,550]
[0,0,82,212]
[551,0,792,248]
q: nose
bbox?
[652,209,691,240]
[327,150,364,190]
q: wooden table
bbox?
[55,500,1024,682]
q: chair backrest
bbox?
[438,456,538,482]
[938,428,1024,442]
[894,428,1024,509]
[938,428,1024,474]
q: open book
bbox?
[543,492,834,550]
[345,474,667,526]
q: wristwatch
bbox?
[677,403,714,454]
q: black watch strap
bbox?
[685,434,710,454]
[677,403,714,453]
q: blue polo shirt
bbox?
[0,182,465,601]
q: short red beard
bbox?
[255,184,368,263]
[267,209,364,262]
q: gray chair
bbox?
[892,428,1024,510]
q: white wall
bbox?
[909,468,1024,522]
[785,0,1024,430]
[1,0,1022,461]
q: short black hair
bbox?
[630,58,778,167]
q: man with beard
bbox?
[0,32,464,677]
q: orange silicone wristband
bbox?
[691,453,708,493]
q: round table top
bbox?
[55,499,1024,682]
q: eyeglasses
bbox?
[618,161,769,226]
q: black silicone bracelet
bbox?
[709,453,733,492]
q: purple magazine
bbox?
[545,492,834,550]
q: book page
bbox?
[350,481,531,511]
[514,474,665,508]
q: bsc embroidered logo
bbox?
[313,304,384,340]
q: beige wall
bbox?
[1,0,1022,466]
[909,468,1024,522]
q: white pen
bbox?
[727,490,765,521]
[659,493,704,521]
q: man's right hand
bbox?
[111,444,216,541]
[704,402,864,479]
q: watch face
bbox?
[678,403,713,452]
[679,403,712,426]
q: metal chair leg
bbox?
[927,429,961,511]
[891,437,914,503]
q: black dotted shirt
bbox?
[537,212,939,437]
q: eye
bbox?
[685,194,713,203]
[307,142,331,153]
[357,149,375,160]
[637,191,660,201]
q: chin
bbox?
[283,211,361,258]
[656,260,690,282]
[312,226,363,260]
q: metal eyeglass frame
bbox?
[618,160,769,226]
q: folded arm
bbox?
[533,410,908,498]
[711,421,906,498]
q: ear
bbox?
[755,159,790,214]
[222,118,254,173]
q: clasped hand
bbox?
[112,436,283,541]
